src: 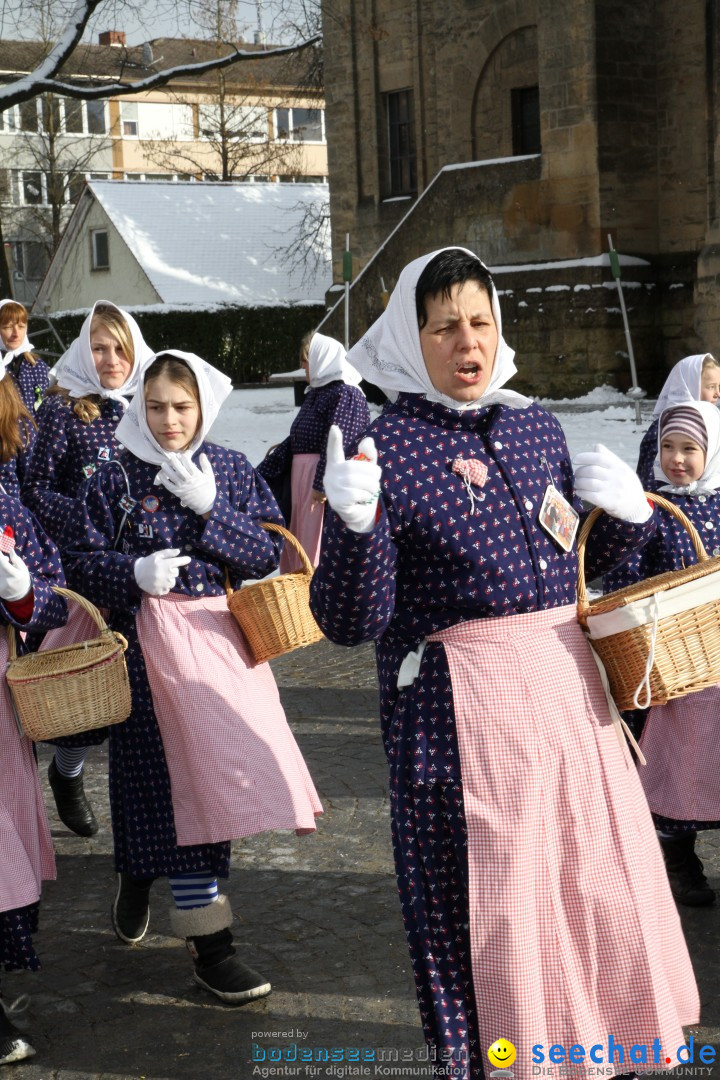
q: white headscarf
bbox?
[654,400,720,494]
[51,300,153,409]
[346,247,531,412]
[114,349,233,467]
[652,353,717,418]
[308,332,364,390]
[0,299,33,367]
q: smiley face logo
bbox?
[488,1039,517,1070]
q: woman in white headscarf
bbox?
[606,399,720,908]
[309,247,698,1080]
[61,349,322,1005]
[0,298,51,414]
[635,352,720,486]
[258,330,370,572]
[21,300,154,839]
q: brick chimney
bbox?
[98,30,126,46]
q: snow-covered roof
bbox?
[88,179,331,307]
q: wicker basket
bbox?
[6,586,132,741]
[577,492,720,709]
[226,521,324,663]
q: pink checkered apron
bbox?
[135,593,323,845]
[38,599,103,652]
[427,605,699,1078]
[639,686,720,821]
[0,634,55,913]
[280,452,323,573]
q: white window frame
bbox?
[0,99,107,136]
[120,102,139,138]
[90,228,109,271]
[198,103,268,143]
[273,106,325,144]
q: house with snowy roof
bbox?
[33,178,331,314]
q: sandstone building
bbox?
[319,0,718,396]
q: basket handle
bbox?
[576,491,708,620]
[224,520,315,599]
[6,584,118,662]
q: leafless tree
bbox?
[0,0,321,296]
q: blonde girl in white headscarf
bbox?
[21,300,154,839]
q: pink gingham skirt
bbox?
[640,686,720,821]
[38,597,106,652]
[280,452,324,573]
[428,605,698,1078]
[136,592,322,845]
[0,635,55,913]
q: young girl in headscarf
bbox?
[21,300,154,840]
[309,247,698,1080]
[61,350,322,1004]
[605,400,720,908]
[635,352,720,486]
[0,300,50,415]
[258,331,370,572]
[0,498,67,1063]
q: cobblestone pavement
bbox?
[5,636,720,1078]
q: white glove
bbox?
[573,442,652,523]
[154,453,216,516]
[0,549,31,602]
[323,424,382,534]
[134,548,191,596]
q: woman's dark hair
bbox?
[415,249,494,328]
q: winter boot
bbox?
[111,873,155,943]
[170,895,271,1005]
[0,996,35,1064]
[48,758,98,837]
[659,831,716,907]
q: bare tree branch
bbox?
[0,34,321,109]
[271,191,330,286]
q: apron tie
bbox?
[585,638,647,765]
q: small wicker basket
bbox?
[577,492,720,709]
[6,586,132,741]
[226,521,324,664]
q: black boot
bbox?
[48,758,98,837]
[0,996,35,1064]
[659,831,716,907]
[111,873,154,944]
[170,895,271,1005]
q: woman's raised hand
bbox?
[154,453,216,516]
[323,424,382,533]
[573,443,652,523]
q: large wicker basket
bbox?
[6,586,132,741]
[577,492,720,709]
[227,521,323,664]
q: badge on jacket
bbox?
[538,485,579,552]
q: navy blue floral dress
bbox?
[21,393,128,746]
[605,479,720,832]
[310,393,656,1079]
[258,381,370,494]
[7,354,50,415]
[61,444,283,879]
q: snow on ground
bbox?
[209,384,654,471]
